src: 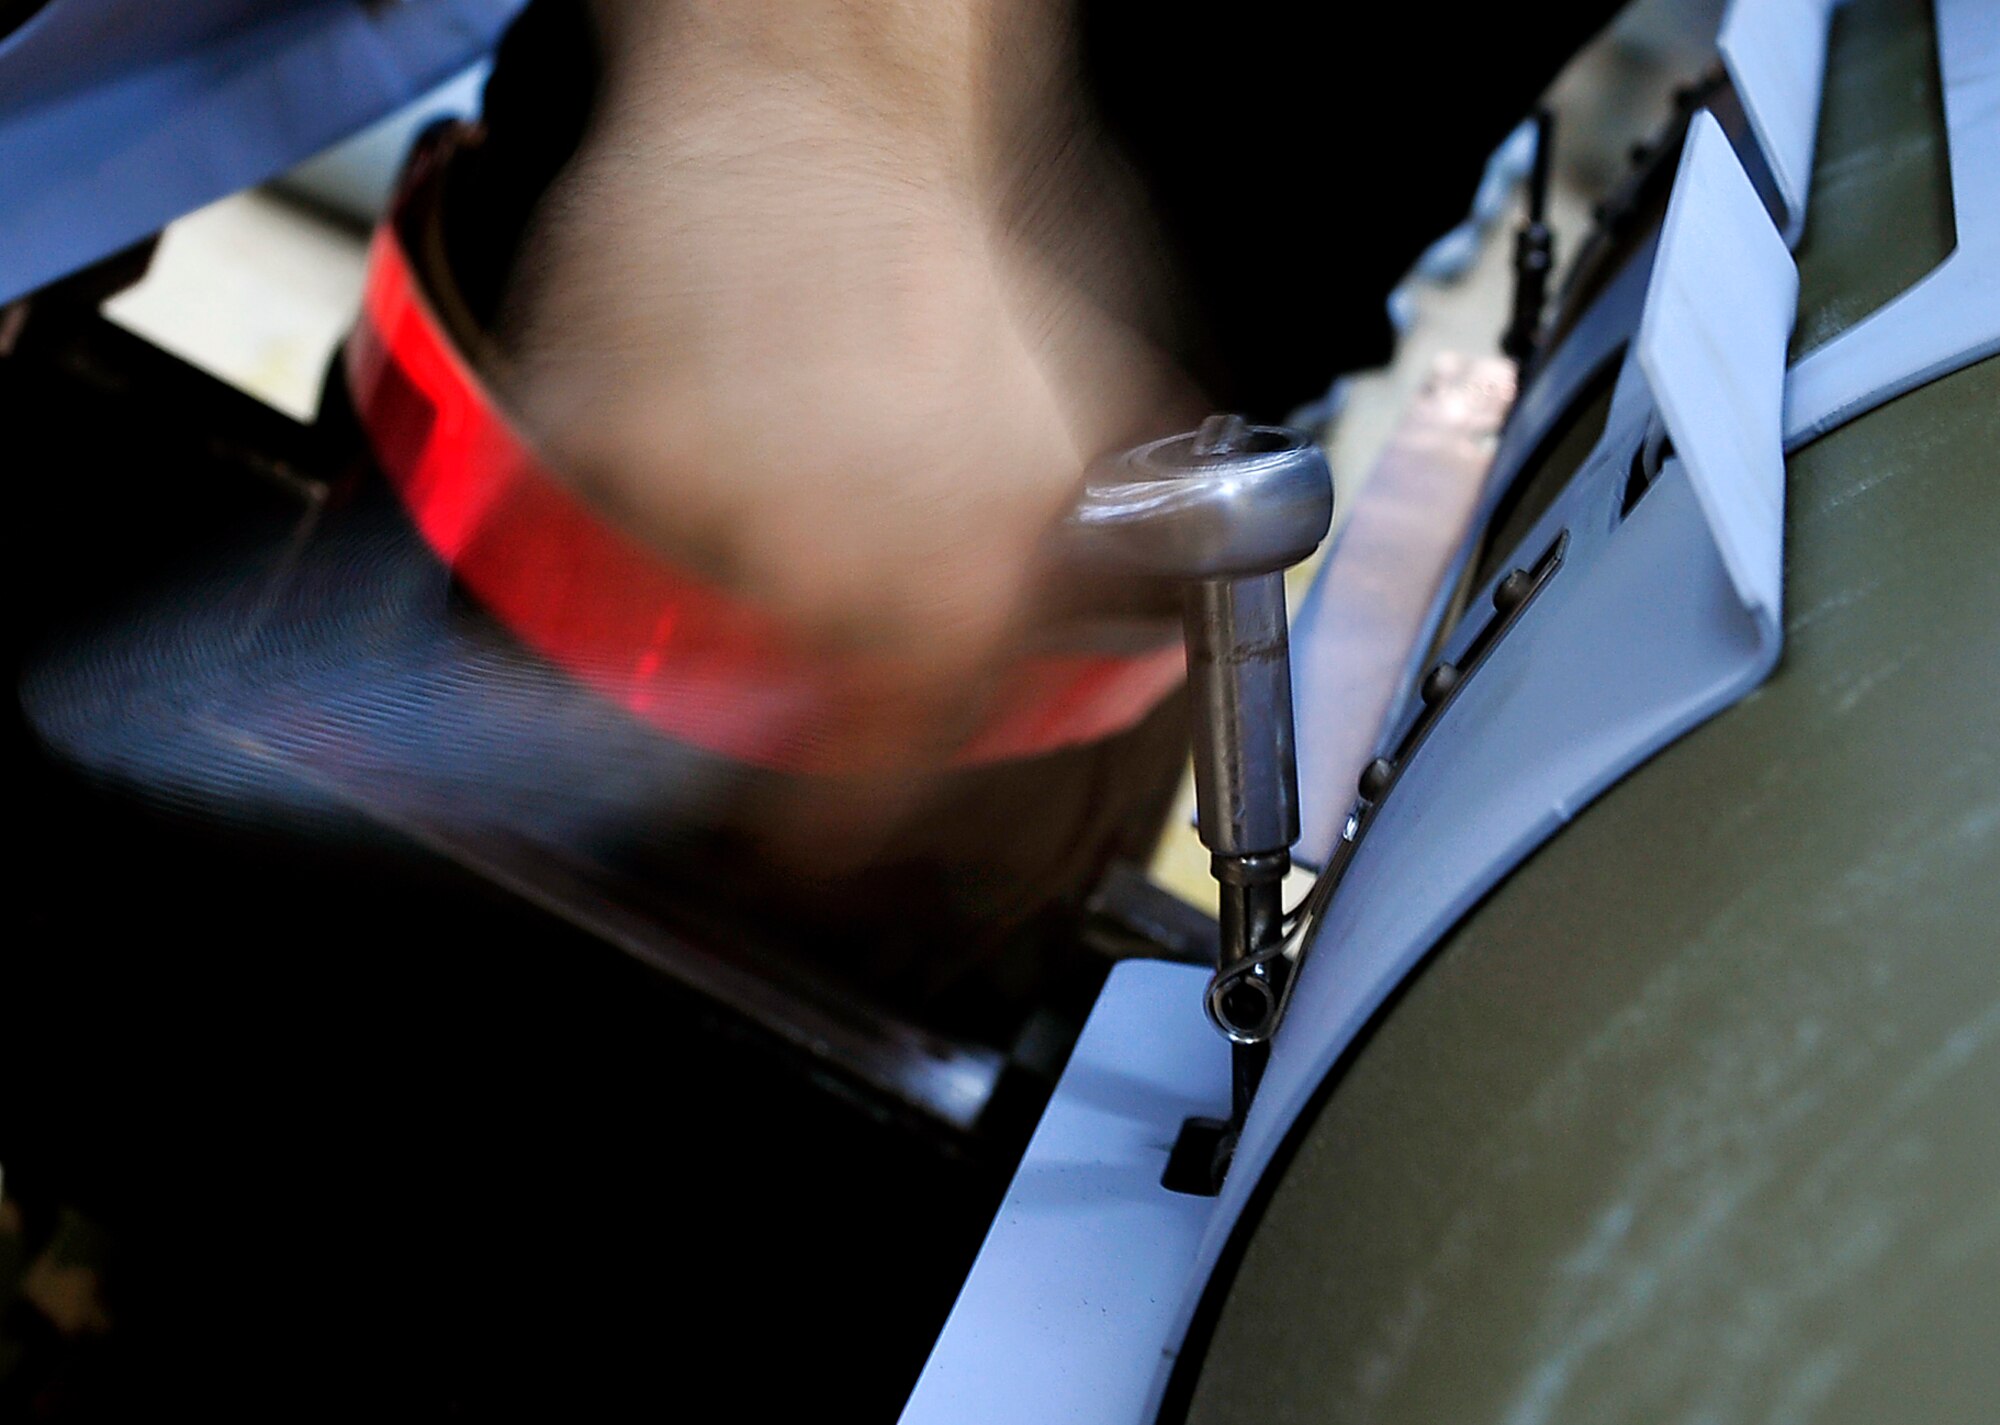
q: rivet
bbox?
[1421,662,1461,705]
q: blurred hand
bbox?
[489,0,1197,784]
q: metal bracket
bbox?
[1783,0,2000,447]
[1717,0,1838,248]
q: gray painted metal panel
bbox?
[1719,0,1838,247]
[900,961,1228,1425]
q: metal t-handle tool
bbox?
[1063,414,1334,1113]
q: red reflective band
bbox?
[344,223,1184,772]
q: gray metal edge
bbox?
[899,960,1228,1425]
[1719,0,1839,247]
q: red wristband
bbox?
[343,138,1183,773]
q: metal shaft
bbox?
[1184,567,1301,1060]
[1182,572,1300,863]
[1058,412,1329,1065]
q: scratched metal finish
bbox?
[1183,341,2000,1421]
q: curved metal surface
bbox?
[1169,121,1796,1380]
[1183,347,2000,1425]
[1063,427,1334,580]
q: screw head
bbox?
[1493,568,1533,613]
